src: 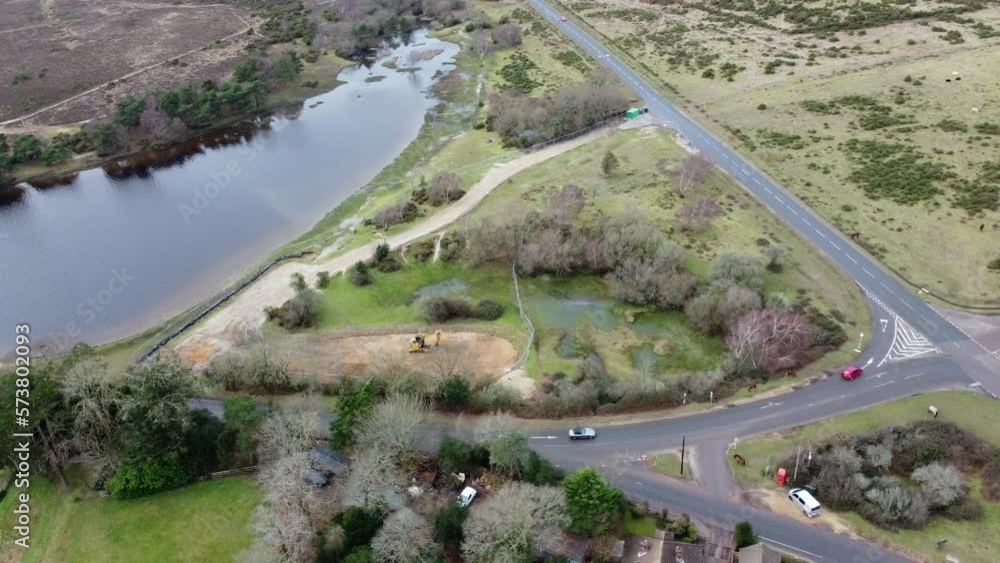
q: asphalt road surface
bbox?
[529,0,1000,399]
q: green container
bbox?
[626,108,642,119]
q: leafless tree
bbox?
[726,308,819,374]
[428,171,465,205]
[253,453,331,563]
[357,393,427,455]
[676,197,725,231]
[343,446,401,510]
[371,508,435,562]
[469,31,494,62]
[461,483,568,562]
[547,184,586,225]
[674,153,712,196]
[491,24,523,48]
[257,409,321,464]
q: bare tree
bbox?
[356,393,427,455]
[547,184,586,225]
[674,153,712,196]
[253,453,329,563]
[726,308,818,374]
[343,446,401,510]
[257,409,321,464]
[912,462,966,508]
[469,31,494,62]
[371,508,434,562]
[676,197,725,231]
[491,24,523,48]
[428,171,465,205]
[462,483,568,562]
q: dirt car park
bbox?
[0,0,254,127]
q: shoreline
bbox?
[2,49,354,188]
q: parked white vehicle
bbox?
[788,488,822,518]
[457,486,477,508]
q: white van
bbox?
[457,486,477,508]
[788,488,821,518]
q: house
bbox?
[737,543,781,563]
[310,444,349,476]
[536,531,591,563]
[621,530,707,563]
[302,444,350,487]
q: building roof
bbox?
[737,543,782,563]
[621,533,707,563]
[303,468,329,487]
[310,444,350,475]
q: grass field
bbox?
[469,126,871,378]
[648,451,692,481]
[728,390,1000,563]
[554,0,1000,308]
[0,474,259,563]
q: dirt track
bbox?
[173,126,611,370]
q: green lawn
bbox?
[0,475,260,563]
[648,451,692,481]
[728,391,1000,563]
[624,511,658,537]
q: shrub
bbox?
[757,103,767,110]
[410,239,435,262]
[989,257,1000,271]
[373,242,390,263]
[762,245,786,273]
[290,272,307,291]
[711,253,764,290]
[107,454,190,499]
[734,520,759,548]
[316,271,331,288]
[418,296,473,322]
[437,377,472,410]
[348,261,374,286]
[205,347,293,393]
[273,287,323,329]
[10,135,41,164]
[336,506,384,553]
[433,504,469,547]
[911,462,966,508]
[473,299,504,320]
[943,495,984,521]
[376,255,401,273]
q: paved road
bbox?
[515,1,1000,559]
[529,0,1000,398]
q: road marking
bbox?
[862,267,875,278]
[871,372,887,379]
[845,254,858,264]
[789,208,799,217]
[830,241,840,250]
[759,537,824,560]
[814,228,826,238]
[880,318,888,333]
[530,436,558,440]
[753,178,762,185]
[873,381,894,389]
[904,373,924,380]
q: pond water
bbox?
[525,294,621,333]
[413,278,470,299]
[0,31,459,355]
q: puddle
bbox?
[414,278,470,298]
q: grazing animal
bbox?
[733,454,747,466]
[786,371,797,378]
[747,383,758,393]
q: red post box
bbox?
[776,467,788,487]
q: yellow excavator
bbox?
[409,332,429,353]
[409,330,442,353]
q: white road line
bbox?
[753,178,762,185]
[862,267,875,278]
[789,208,799,216]
[759,537,824,560]
[904,373,924,380]
[902,301,915,311]
[814,228,826,238]
[830,242,840,250]
[873,381,894,389]
[845,254,858,264]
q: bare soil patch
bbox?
[271,330,519,382]
[0,0,251,125]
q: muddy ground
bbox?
[0,0,253,125]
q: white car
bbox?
[788,488,821,518]
[568,427,597,440]
[457,486,477,508]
